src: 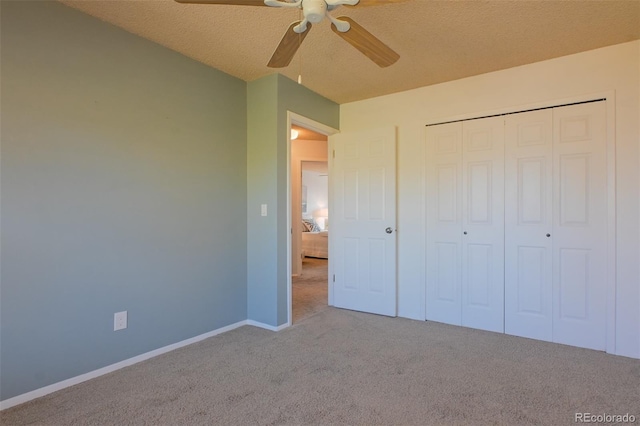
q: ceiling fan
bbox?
[174,0,405,68]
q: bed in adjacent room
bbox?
[301,219,328,259]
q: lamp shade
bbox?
[313,208,328,218]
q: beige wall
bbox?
[291,139,328,276]
[340,41,640,359]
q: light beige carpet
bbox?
[292,257,328,324]
[2,308,639,425]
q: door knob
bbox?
[546,233,551,237]
[385,227,393,234]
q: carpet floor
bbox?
[292,257,328,324]
[2,305,639,425]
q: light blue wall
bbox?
[1,1,247,401]
[246,75,279,325]
[246,74,339,327]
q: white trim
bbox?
[0,320,247,411]
[289,112,339,138]
[604,92,617,355]
[327,137,335,308]
[286,111,339,327]
[421,124,429,321]
[246,319,290,332]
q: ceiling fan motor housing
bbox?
[303,0,327,24]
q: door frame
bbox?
[286,111,339,326]
[423,91,616,354]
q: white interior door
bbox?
[425,122,463,325]
[331,127,397,317]
[461,117,505,333]
[552,101,607,350]
[505,109,554,341]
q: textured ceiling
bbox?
[59,0,640,104]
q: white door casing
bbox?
[287,111,339,326]
[331,127,397,317]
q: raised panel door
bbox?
[552,102,607,350]
[504,109,553,341]
[425,123,463,325]
[331,127,397,316]
[461,117,505,332]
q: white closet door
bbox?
[552,102,607,350]
[504,110,554,341]
[331,127,397,317]
[425,122,463,325]
[461,117,505,332]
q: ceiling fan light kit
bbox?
[175,0,402,68]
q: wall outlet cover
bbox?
[114,311,127,331]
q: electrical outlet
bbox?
[114,311,127,331]
[261,204,267,216]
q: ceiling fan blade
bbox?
[331,17,399,67]
[268,22,313,68]
[174,0,268,5]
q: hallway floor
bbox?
[292,257,328,323]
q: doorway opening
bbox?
[294,160,328,323]
[287,113,338,325]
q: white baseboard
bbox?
[246,319,290,332]
[0,320,248,411]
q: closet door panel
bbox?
[552,102,607,351]
[425,123,463,325]
[461,117,505,333]
[505,110,553,341]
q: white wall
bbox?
[340,41,640,359]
